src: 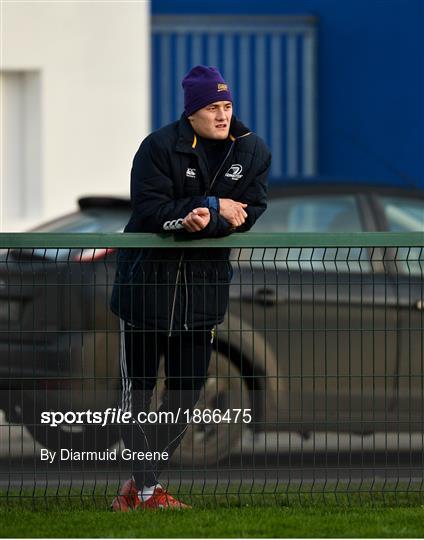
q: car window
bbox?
[242,194,371,273]
[252,195,364,233]
[380,196,424,232]
[32,211,129,233]
[33,214,100,233]
[29,210,129,260]
[379,196,424,276]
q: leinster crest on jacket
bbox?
[224,164,243,181]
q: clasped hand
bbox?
[182,208,211,232]
[218,198,248,227]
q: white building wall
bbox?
[1,1,150,231]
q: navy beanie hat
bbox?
[182,65,233,117]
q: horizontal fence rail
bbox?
[0,231,423,248]
[0,232,422,507]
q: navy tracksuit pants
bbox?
[120,321,213,488]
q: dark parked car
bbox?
[0,183,423,464]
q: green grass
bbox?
[1,505,424,538]
[1,489,424,538]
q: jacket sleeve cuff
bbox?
[206,196,219,212]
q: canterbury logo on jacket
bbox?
[110,114,271,333]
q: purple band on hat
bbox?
[182,65,233,116]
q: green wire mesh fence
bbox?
[0,232,422,507]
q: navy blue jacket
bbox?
[110,114,271,332]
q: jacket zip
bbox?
[208,140,235,194]
[168,139,236,337]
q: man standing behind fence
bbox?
[110,65,271,510]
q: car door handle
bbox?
[254,287,278,306]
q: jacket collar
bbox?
[175,113,251,153]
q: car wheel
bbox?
[172,350,251,467]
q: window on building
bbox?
[0,71,42,231]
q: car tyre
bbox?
[171,350,251,467]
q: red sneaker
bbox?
[111,478,141,512]
[139,487,191,510]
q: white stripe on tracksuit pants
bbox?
[119,318,213,488]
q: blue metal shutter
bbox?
[152,15,317,180]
